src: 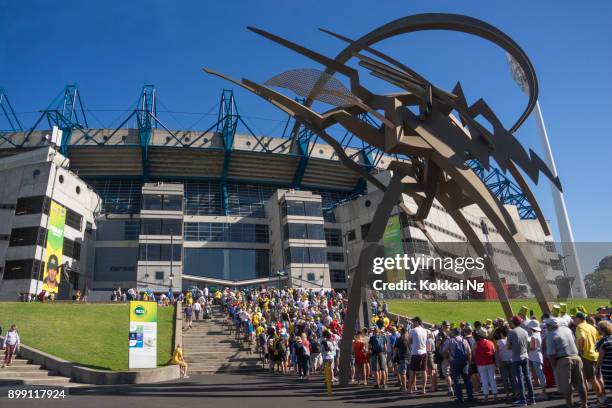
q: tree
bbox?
[584,256,612,299]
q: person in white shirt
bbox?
[527,319,548,397]
[408,316,429,394]
[2,324,20,367]
[192,301,202,321]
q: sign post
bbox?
[128,301,157,369]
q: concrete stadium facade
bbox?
[0,127,566,300]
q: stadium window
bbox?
[14,196,46,215]
[63,238,81,261]
[307,272,316,282]
[306,224,324,240]
[124,221,140,240]
[304,201,322,217]
[308,247,326,264]
[327,252,344,263]
[141,219,162,235]
[87,179,143,214]
[287,223,307,239]
[3,259,35,280]
[162,195,182,211]
[9,227,40,247]
[255,224,269,243]
[286,200,305,216]
[347,229,356,241]
[330,269,346,283]
[65,208,83,231]
[162,219,182,235]
[142,194,162,210]
[139,244,161,261]
[155,271,164,281]
[324,228,342,247]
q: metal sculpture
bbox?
[204,13,561,386]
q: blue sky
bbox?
[1,1,611,247]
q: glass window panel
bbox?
[306,224,324,240]
[142,194,162,210]
[161,219,182,235]
[141,219,162,235]
[162,195,182,211]
[304,201,322,217]
[308,247,326,264]
[286,200,305,216]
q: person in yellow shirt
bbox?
[171,344,189,378]
[574,312,605,403]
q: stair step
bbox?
[0,364,46,371]
[2,359,32,366]
[0,370,57,378]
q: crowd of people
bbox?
[207,286,611,408]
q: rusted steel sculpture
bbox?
[204,13,560,386]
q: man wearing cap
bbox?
[42,254,60,292]
[574,311,605,406]
[507,316,535,406]
[545,318,587,408]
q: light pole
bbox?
[507,53,586,298]
[170,229,173,292]
[558,254,574,298]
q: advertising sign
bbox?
[42,201,66,294]
[382,215,405,283]
[128,301,157,369]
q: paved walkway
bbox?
[1,372,577,408]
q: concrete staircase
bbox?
[0,358,88,387]
[182,306,263,374]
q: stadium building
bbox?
[0,86,569,300]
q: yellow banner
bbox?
[42,201,66,293]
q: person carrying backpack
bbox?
[368,326,388,388]
[442,327,474,403]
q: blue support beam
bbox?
[136,85,157,180]
[218,90,238,215]
[24,85,88,152]
[467,159,536,219]
[0,88,23,147]
[292,126,315,189]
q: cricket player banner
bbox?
[128,301,157,369]
[382,215,405,283]
[42,201,66,294]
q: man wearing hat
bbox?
[526,319,548,399]
[574,311,606,406]
[544,318,587,408]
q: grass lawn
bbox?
[387,298,610,325]
[0,302,174,371]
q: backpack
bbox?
[322,339,332,353]
[451,338,468,368]
[310,340,320,354]
[370,335,384,354]
[275,338,286,354]
[295,343,306,359]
